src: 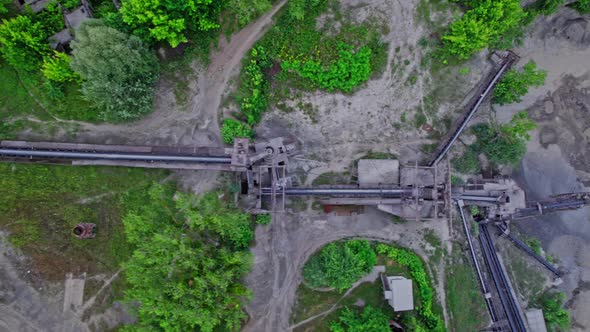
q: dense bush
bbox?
[493,61,547,105]
[451,148,480,174]
[472,111,536,166]
[329,306,390,332]
[441,0,526,59]
[303,240,376,292]
[240,46,271,125]
[0,15,50,71]
[71,20,159,121]
[527,0,564,15]
[536,291,570,331]
[121,184,253,332]
[376,244,445,331]
[282,43,372,93]
[570,0,590,13]
[221,119,254,144]
[225,0,271,27]
[41,51,78,83]
[256,214,272,225]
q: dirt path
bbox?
[243,207,450,331]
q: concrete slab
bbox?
[358,159,399,187]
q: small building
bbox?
[526,309,548,332]
[381,274,414,312]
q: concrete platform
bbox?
[358,159,399,187]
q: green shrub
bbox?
[528,0,564,15]
[281,43,372,93]
[570,0,590,13]
[0,15,50,72]
[221,118,254,144]
[452,148,480,174]
[493,61,547,105]
[375,244,445,331]
[536,291,570,331]
[471,112,536,166]
[256,214,272,225]
[41,51,78,83]
[329,306,390,332]
[303,240,376,292]
[240,46,271,125]
[225,0,272,27]
[441,0,526,60]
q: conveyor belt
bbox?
[0,148,232,164]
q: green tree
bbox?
[537,291,570,331]
[329,306,390,332]
[0,15,50,71]
[41,51,79,82]
[493,60,547,105]
[221,118,254,144]
[303,240,376,292]
[472,111,536,166]
[121,184,253,332]
[441,0,526,59]
[70,20,159,121]
[120,0,220,47]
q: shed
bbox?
[381,274,414,312]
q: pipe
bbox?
[0,148,232,164]
[261,187,412,196]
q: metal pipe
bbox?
[0,148,232,164]
[454,195,502,203]
[261,187,412,196]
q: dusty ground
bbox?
[4,1,590,331]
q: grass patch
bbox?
[445,262,488,331]
[312,171,351,186]
[0,163,167,281]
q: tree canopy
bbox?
[120,184,253,332]
[472,111,536,166]
[493,60,547,105]
[0,15,50,71]
[70,20,159,121]
[303,240,376,292]
[441,0,526,59]
[120,0,221,47]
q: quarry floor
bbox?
[2,1,590,331]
